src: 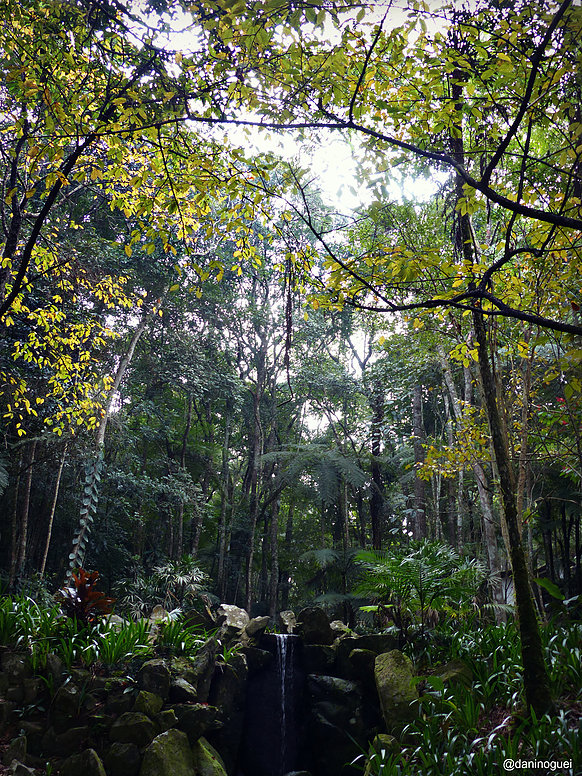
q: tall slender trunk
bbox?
[176,393,193,560]
[9,450,23,588]
[268,498,280,618]
[40,441,68,577]
[369,386,384,549]
[217,408,232,599]
[67,306,150,575]
[412,384,426,539]
[16,439,37,579]
[245,361,265,612]
[449,55,551,712]
[473,311,553,714]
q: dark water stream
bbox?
[239,633,305,776]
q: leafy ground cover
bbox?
[356,621,582,775]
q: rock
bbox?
[170,677,198,704]
[110,712,158,748]
[52,682,81,717]
[139,729,195,776]
[134,690,164,716]
[171,638,218,703]
[245,616,270,638]
[374,651,419,735]
[330,620,351,635]
[432,659,472,688]
[105,614,127,630]
[138,659,171,700]
[155,709,178,733]
[150,605,171,622]
[302,644,336,674]
[278,610,296,633]
[107,688,135,715]
[8,761,35,776]
[60,749,107,776]
[53,726,90,756]
[348,648,377,693]
[191,736,228,776]
[363,735,400,776]
[296,607,333,645]
[0,699,16,729]
[207,653,248,774]
[174,703,222,745]
[45,653,65,688]
[1,653,31,683]
[104,742,141,776]
[336,634,398,676]
[216,604,249,630]
[2,735,26,766]
[22,677,40,705]
[6,687,24,703]
[239,646,273,673]
[306,674,366,776]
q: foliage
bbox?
[356,541,487,634]
[57,569,115,625]
[114,556,208,617]
[355,620,582,775]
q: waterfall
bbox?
[240,632,303,776]
[276,633,290,773]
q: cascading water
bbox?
[240,632,304,776]
[275,633,291,773]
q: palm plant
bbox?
[356,541,487,636]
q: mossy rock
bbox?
[374,650,419,736]
[60,748,107,776]
[133,690,164,716]
[110,712,158,748]
[139,729,195,776]
[191,736,227,776]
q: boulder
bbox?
[174,703,222,745]
[139,729,195,776]
[296,607,333,645]
[245,616,270,639]
[432,659,472,688]
[134,690,164,716]
[110,712,158,748]
[306,674,366,776]
[171,638,218,703]
[154,708,178,733]
[374,651,419,736]
[60,749,107,776]
[170,677,198,704]
[8,762,35,776]
[363,735,400,776]
[2,735,26,766]
[191,736,228,776]
[216,604,249,631]
[239,646,273,673]
[207,653,248,774]
[336,635,398,676]
[54,726,90,756]
[104,742,141,776]
[278,610,296,634]
[138,659,171,700]
[1,653,31,683]
[302,644,336,675]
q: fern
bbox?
[356,541,487,632]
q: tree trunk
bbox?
[8,450,23,588]
[16,439,37,580]
[412,384,426,539]
[268,498,280,618]
[40,441,68,577]
[369,386,384,549]
[473,310,553,714]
